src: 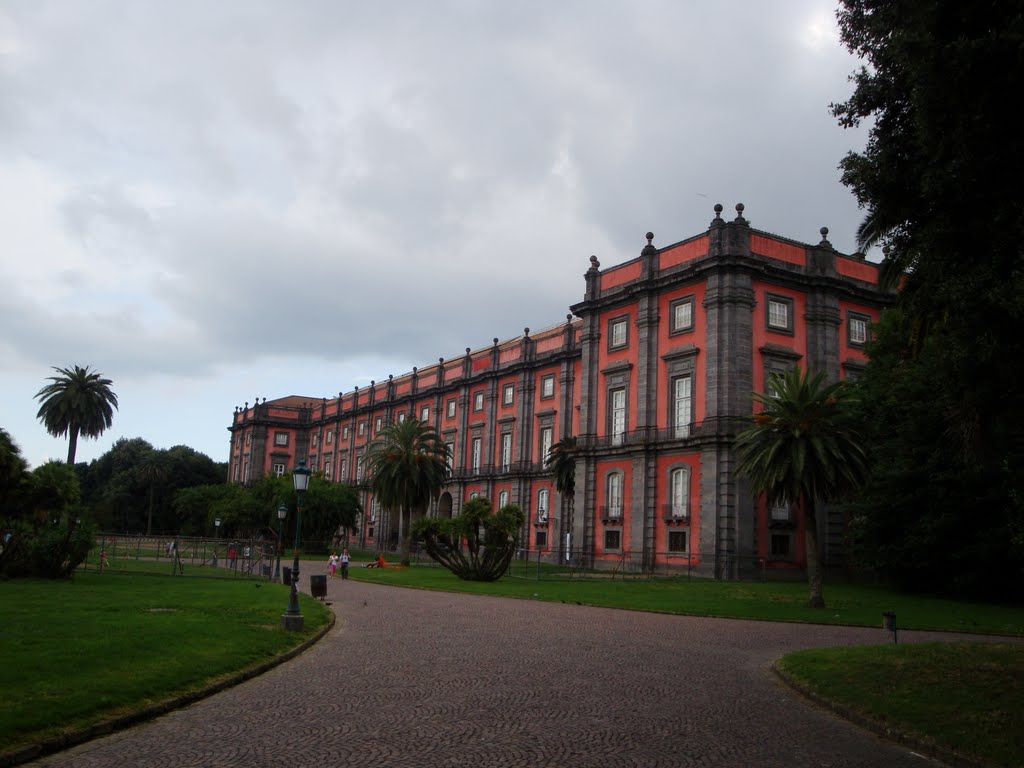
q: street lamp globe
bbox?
[274,504,287,580]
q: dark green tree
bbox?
[34,365,118,464]
[413,498,525,581]
[545,435,577,556]
[365,418,450,565]
[137,450,169,536]
[300,477,362,551]
[735,367,870,608]
[832,0,1024,597]
[0,427,29,515]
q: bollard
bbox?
[882,611,898,644]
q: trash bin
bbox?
[282,566,292,586]
[310,574,327,600]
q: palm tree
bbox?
[364,418,451,566]
[545,435,577,558]
[735,367,870,609]
[138,450,169,536]
[34,365,118,464]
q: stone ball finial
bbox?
[589,255,599,266]
[524,327,530,336]
[466,347,471,354]
[566,313,573,322]
[413,366,417,374]
[646,231,654,244]
[389,374,393,380]
[736,203,745,214]
[493,337,499,345]
[714,203,723,217]
[370,380,375,386]
[439,357,444,364]
[820,226,829,238]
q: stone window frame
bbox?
[540,373,555,400]
[662,345,698,439]
[272,462,285,477]
[447,398,457,418]
[537,488,549,523]
[535,530,548,548]
[273,432,289,447]
[420,405,430,422]
[668,294,696,336]
[500,431,513,471]
[665,463,691,522]
[847,310,871,348]
[770,531,794,560]
[603,364,631,445]
[473,391,485,412]
[246,432,252,445]
[765,293,795,335]
[342,425,350,439]
[668,529,688,553]
[502,382,515,406]
[604,470,625,520]
[498,489,510,509]
[397,411,407,423]
[375,416,382,433]
[323,456,332,479]
[607,314,630,351]
[358,421,366,437]
[326,430,333,444]
[312,433,319,447]
[760,345,802,398]
[604,529,622,551]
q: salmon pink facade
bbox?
[228,204,891,578]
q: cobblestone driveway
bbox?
[31,572,965,767]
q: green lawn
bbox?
[0,571,330,753]
[778,643,1024,768]
[349,564,1024,634]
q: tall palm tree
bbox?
[364,418,451,566]
[138,450,169,536]
[545,435,577,557]
[735,367,870,609]
[34,365,119,465]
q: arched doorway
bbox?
[437,491,453,518]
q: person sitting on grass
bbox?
[366,552,386,569]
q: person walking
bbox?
[340,548,351,579]
[328,551,338,578]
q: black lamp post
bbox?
[281,458,311,631]
[275,504,287,580]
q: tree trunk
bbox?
[146,484,154,536]
[399,507,411,566]
[803,495,826,609]
[66,426,80,465]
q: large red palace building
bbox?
[228,204,889,578]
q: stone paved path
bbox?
[31,571,972,767]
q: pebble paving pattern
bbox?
[29,568,972,767]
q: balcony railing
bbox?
[599,505,625,524]
[662,504,690,525]
[579,418,751,450]
[534,511,549,526]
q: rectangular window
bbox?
[498,489,509,509]
[243,459,250,482]
[232,462,240,482]
[246,433,252,445]
[770,503,791,522]
[445,442,455,474]
[323,459,331,480]
[359,422,365,436]
[326,430,333,444]
[473,392,484,411]
[420,405,430,422]
[343,425,349,439]
[355,459,363,482]
[540,374,555,399]
[272,463,285,477]
[848,313,870,346]
[766,294,794,334]
[670,467,689,518]
[535,530,548,548]
[375,417,382,432]
[502,383,514,406]
[673,375,692,438]
[397,411,406,423]
[540,427,553,463]
[771,533,791,558]
[312,433,319,447]
[274,432,288,446]
[610,388,626,445]
[471,437,482,472]
[447,399,456,418]
[607,473,623,518]
[340,457,348,480]
[604,530,621,550]
[670,297,694,334]
[608,316,628,350]
[668,530,688,553]
[501,433,512,471]
[368,527,374,539]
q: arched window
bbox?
[670,466,689,519]
[606,472,623,519]
[498,489,509,509]
[537,488,549,522]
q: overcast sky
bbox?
[0,1,872,470]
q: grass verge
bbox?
[0,571,330,754]
[348,565,1024,634]
[777,643,1024,768]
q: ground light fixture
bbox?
[281,458,311,631]
[275,504,287,580]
